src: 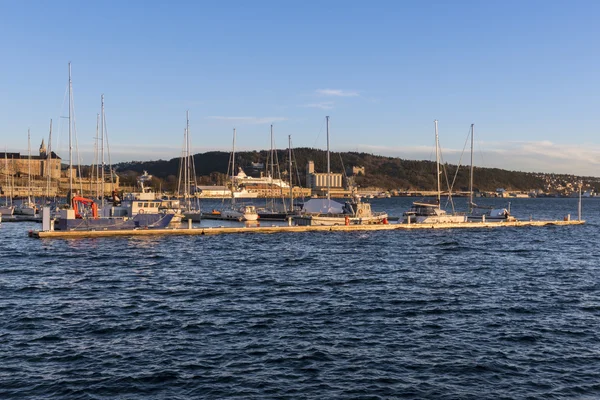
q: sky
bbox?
[0,0,599,176]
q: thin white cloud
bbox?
[206,116,287,124]
[316,89,359,97]
[303,101,335,110]
[339,141,600,176]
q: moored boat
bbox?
[292,116,388,226]
[294,194,388,226]
[402,120,467,224]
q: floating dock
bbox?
[29,219,584,239]
[3,215,42,223]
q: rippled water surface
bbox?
[1,198,600,398]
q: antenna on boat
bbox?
[326,116,330,203]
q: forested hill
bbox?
[111,148,599,193]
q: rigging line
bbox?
[438,145,455,212]
[70,86,84,196]
[55,83,69,162]
[102,107,114,196]
[272,137,287,210]
[177,129,186,197]
[449,127,472,195]
[290,142,305,205]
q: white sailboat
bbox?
[177,111,200,222]
[402,120,467,224]
[294,116,388,226]
[466,123,513,222]
[220,128,259,222]
[15,129,37,216]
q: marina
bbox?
[29,216,584,238]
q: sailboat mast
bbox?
[94,113,99,198]
[469,123,474,212]
[270,124,274,208]
[288,135,293,211]
[232,128,236,205]
[5,150,11,206]
[326,116,330,201]
[270,125,274,179]
[68,62,73,200]
[186,110,190,209]
[101,94,105,206]
[47,119,53,199]
[434,120,440,206]
[27,129,31,202]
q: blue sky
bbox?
[1,1,599,175]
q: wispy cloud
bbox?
[303,101,335,110]
[316,89,359,97]
[347,141,600,176]
[206,116,287,124]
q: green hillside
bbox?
[111,148,600,194]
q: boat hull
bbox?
[56,213,174,231]
[0,206,14,216]
[404,214,468,224]
[294,213,388,226]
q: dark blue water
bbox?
[2,198,600,399]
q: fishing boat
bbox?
[465,124,513,222]
[294,116,388,226]
[56,195,174,231]
[402,120,467,224]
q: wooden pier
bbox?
[29,219,585,239]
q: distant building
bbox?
[306,160,346,196]
[351,165,365,176]
[0,140,62,180]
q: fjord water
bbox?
[1,198,599,398]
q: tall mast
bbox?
[100,94,105,206]
[326,116,330,201]
[231,128,236,205]
[469,123,474,212]
[269,124,274,209]
[270,125,274,179]
[68,62,73,199]
[288,135,293,211]
[4,150,10,206]
[47,119,53,199]
[435,119,440,206]
[94,113,99,198]
[27,128,31,203]
[186,110,190,210]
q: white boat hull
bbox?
[221,206,259,221]
[0,205,14,216]
[15,206,36,216]
[295,213,388,226]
